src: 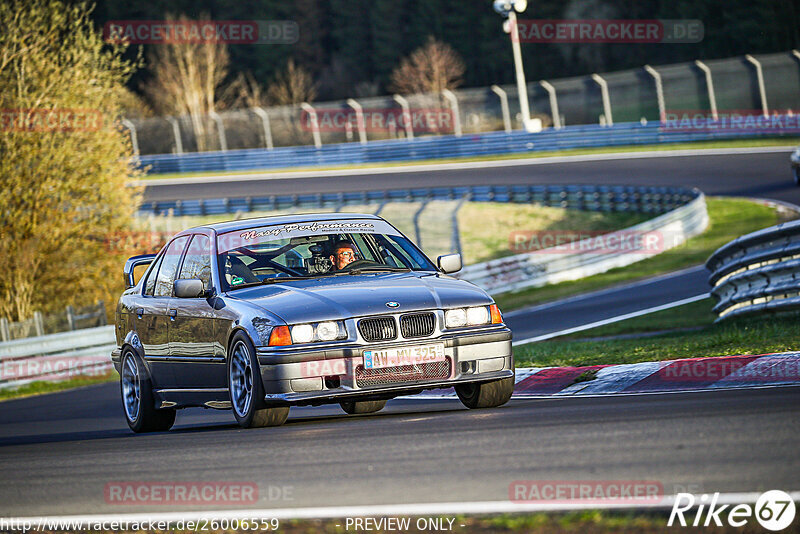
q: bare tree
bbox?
[142,15,230,151]
[389,37,466,95]
[220,71,267,109]
[266,59,317,105]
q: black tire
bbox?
[339,399,387,414]
[120,349,176,433]
[455,376,515,409]
[794,167,800,186]
[228,332,289,428]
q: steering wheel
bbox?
[340,259,381,271]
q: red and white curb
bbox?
[412,352,800,398]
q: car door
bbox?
[141,235,190,389]
[168,233,226,388]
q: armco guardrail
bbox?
[458,190,708,294]
[706,219,800,321]
[140,183,698,217]
[136,119,797,175]
[0,325,115,389]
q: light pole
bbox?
[494,0,541,132]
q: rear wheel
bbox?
[120,350,175,433]
[456,377,514,409]
[228,333,289,428]
[339,399,387,414]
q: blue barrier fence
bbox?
[138,184,699,217]
[136,119,798,175]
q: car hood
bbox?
[227,272,492,324]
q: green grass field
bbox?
[514,298,799,368]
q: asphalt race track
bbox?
[142,148,800,205]
[1,383,798,516]
[505,266,709,343]
[1,147,798,518]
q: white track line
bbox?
[7,492,800,524]
[138,145,794,186]
[512,293,709,346]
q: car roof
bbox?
[191,212,383,234]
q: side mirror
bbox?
[437,253,462,274]
[174,279,206,298]
[123,254,156,289]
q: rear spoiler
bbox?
[124,254,157,289]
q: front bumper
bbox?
[255,326,513,405]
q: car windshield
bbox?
[217,219,437,290]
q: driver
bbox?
[329,241,358,271]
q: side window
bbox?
[144,253,164,296]
[178,235,212,290]
[154,236,190,297]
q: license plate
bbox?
[363,343,445,370]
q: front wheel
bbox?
[228,333,289,428]
[455,377,514,409]
[120,350,176,433]
[340,399,387,414]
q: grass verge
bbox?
[141,137,798,180]
[515,301,799,368]
[495,197,793,312]
[0,372,117,402]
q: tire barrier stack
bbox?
[707,219,800,321]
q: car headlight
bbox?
[444,308,467,328]
[445,305,503,329]
[316,321,340,341]
[288,321,347,344]
[466,306,489,325]
[290,324,314,344]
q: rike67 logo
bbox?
[669,490,796,531]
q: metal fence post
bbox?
[539,80,561,129]
[97,301,107,326]
[413,200,429,247]
[442,89,462,137]
[251,107,274,150]
[450,195,470,255]
[346,98,367,144]
[694,60,719,120]
[591,73,613,126]
[393,94,414,140]
[166,117,184,155]
[209,111,228,151]
[66,306,76,331]
[121,118,140,157]
[490,85,511,133]
[33,311,44,337]
[643,65,665,123]
[744,54,769,118]
[300,102,322,148]
[0,318,9,342]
